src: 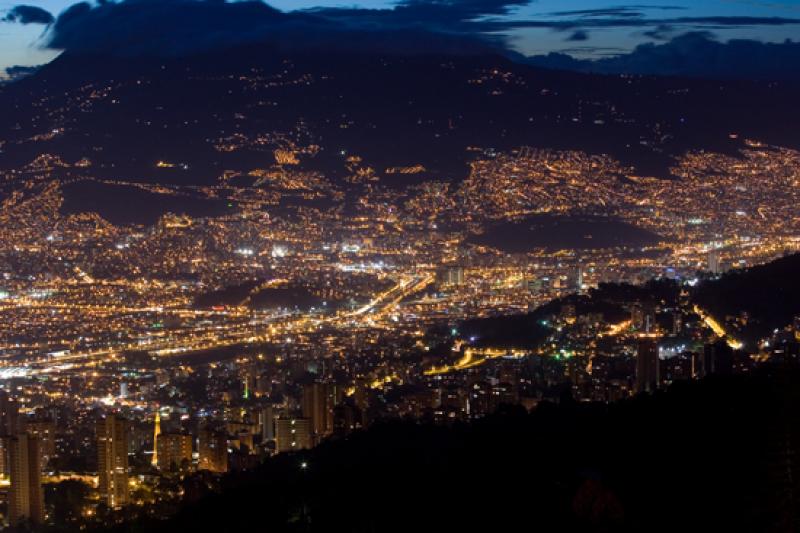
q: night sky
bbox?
[1,0,799,76]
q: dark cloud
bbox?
[498,15,800,31]
[643,24,675,40]
[526,32,800,80]
[43,0,531,57]
[546,6,686,19]
[28,0,800,81]
[565,30,589,42]
[303,0,530,35]
[48,0,297,56]
[4,65,41,80]
[2,5,55,24]
[396,0,530,19]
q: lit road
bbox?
[4,273,435,372]
[425,347,531,376]
[693,305,743,349]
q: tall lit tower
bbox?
[8,434,44,526]
[635,335,660,394]
[97,415,130,509]
[151,410,161,467]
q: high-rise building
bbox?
[635,336,660,394]
[671,311,683,335]
[436,386,468,422]
[699,341,734,377]
[260,405,275,442]
[24,419,56,468]
[97,416,130,509]
[156,433,193,471]
[0,435,9,477]
[631,303,656,333]
[151,411,161,467]
[468,381,490,419]
[439,266,465,287]
[302,383,341,440]
[353,378,370,412]
[0,390,19,436]
[707,249,722,275]
[8,434,44,526]
[332,402,364,436]
[198,428,228,473]
[275,418,312,453]
[0,392,20,478]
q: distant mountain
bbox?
[2,45,799,190]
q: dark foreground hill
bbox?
[89,368,800,533]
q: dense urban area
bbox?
[0,49,799,530]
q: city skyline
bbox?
[1,1,800,529]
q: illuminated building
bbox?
[436,386,467,422]
[8,434,44,527]
[0,391,19,437]
[156,433,193,471]
[560,304,577,323]
[439,266,465,287]
[631,303,655,333]
[468,381,490,418]
[0,436,9,477]
[707,250,722,275]
[671,311,683,336]
[302,383,340,441]
[97,415,130,509]
[151,411,161,468]
[24,419,56,467]
[490,381,518,412]
[275,418,312,453]
[198,428,228,473]
[353,378,370,412]
[0,391,19,477]
[635,336,660,394]
[260,405,275,442]
[332,403,363,436]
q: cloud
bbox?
[498,15,800,32]
[43,0,531,57]
[642,24,675,40]
[526,32,800,80]
[565,30,589,42]
[396,0,530,19]
[22,0,800,81]
[4,64,40,80]
[545,6,686,19]
[2,5,55,25]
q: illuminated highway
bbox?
[694,305,744,350]
[425,347,531,376]
[1,273,435,372]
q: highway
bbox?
[4,273,435,371]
